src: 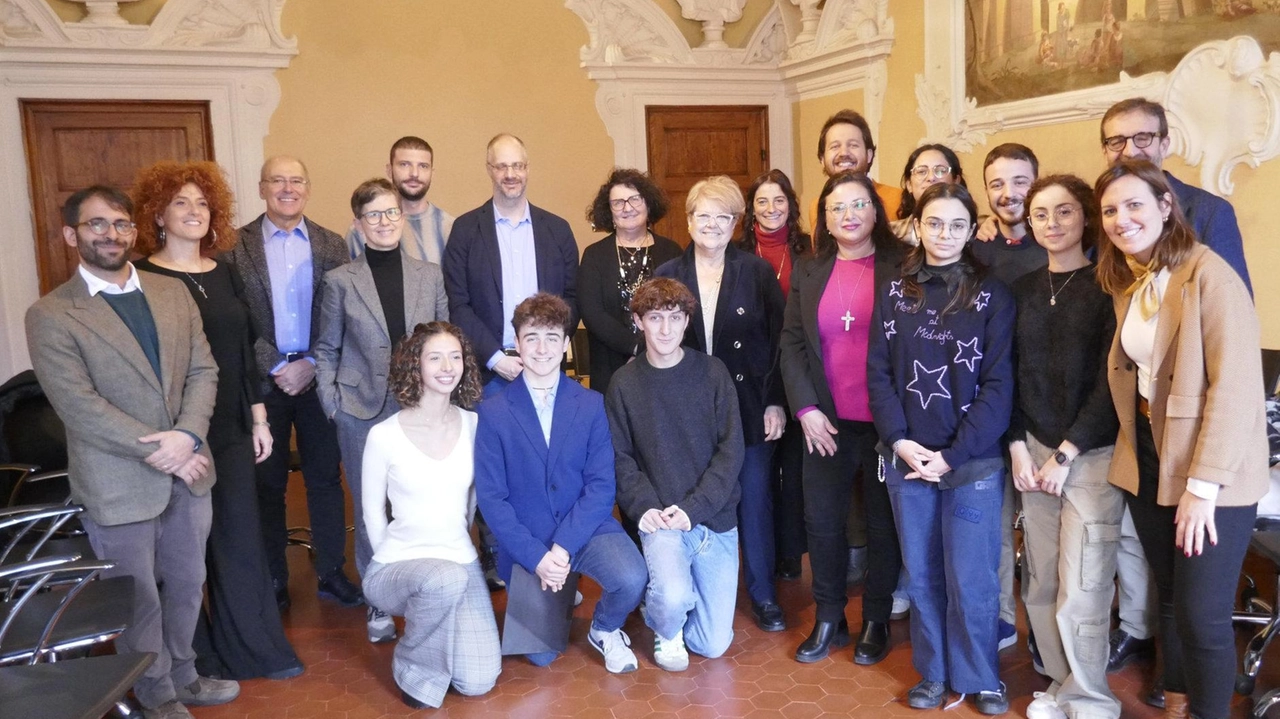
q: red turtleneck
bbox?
[754,225,792,295]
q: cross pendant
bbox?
[841,310,854,331]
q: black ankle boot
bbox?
[794,619,850,663]
[853,619,889,665]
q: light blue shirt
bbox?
[262,216,314,365]
[490,203,538,369]
[527,379,558,446]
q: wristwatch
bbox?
[1052,449,1072,466]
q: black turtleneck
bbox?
[366,246,406,343]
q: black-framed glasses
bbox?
[1028,205,1081,226]
[920,218,971,238]
[361,208,403,224]
[1102,132,1163,153]
[78,218,137,235]
[609,194,645,211]
[826,199,873,216]
[910,165,952,180]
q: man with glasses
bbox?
[346,135,455,264]
[1099,97,1251,292]
[26,186,235,719]
[223,156,361,613]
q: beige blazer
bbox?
[1106,244,1268,507]
[24,271,219,526]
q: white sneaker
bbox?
[588,627,638,674]
[653,629,689,672]
[367,606,397,643]
[890,595,911,619]
[1025,691,1067,719]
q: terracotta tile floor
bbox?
[190,482,1277,718]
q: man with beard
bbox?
[807,109,903,228]
[26,186,233,719]
[971,143,1048,288]
[346,136,455,264]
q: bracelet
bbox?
[253,420,270,427]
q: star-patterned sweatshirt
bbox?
[866,264,1015,489]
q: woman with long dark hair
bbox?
[780,171,907,665]
[867,182,1014,714]
[895,143,968,225]
[1095,159,1266,719]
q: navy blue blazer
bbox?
[442,200,579,365]
[474,373,623,582]
[1166,172,1252,295]
[656,244,785,446]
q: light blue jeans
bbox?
[640,525,738,659]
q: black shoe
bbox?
[480,548,505,592]
[853,620,889,665]
[401,689,429,710]
[794,619,850,663]
[1106,629,1154,673]
[775,556,802,581]
[264,662,304,681]
[317,569,364,607]
[273,577,291,613]
[751,601,786,632]
[1145,677,1165,709]
[973,682,1009,715]
[906,680,946,709]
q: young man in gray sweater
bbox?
[605,277,744,672]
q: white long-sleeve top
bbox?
[362,410,480,565]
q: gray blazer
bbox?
[222,214,348,393]
[24,271,219,526]
[314,255,449,420]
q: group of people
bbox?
[21,97,1267,719]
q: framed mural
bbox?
[916,0,1280,196]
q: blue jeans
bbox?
[641,525,739,658]
[737,442,777,604]
[885,457,1004,694]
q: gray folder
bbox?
[500,566,580,656]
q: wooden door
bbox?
[646,105,768,248]
[22,100,214,295]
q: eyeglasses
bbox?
[77,218,137,236]
[361,207,403,224]
[488,162,528,173]
[910,165,953,180]
[609,194,645,211]
[826,199,873,217]
[1028,205,1081,226]
[262,176,309,189]
[693,213,734,227]
[1102,132,1163,153]
[920,218,972,238]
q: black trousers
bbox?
[802,419,902,623]
[1128,412,1255,719]
[257,386,347,581]
[772,417,807,560]
[194,429,299,679]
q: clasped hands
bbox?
[535,543,572,592]
[139,430,208,486]
[637,505,692,534]
[1009,441,1070,496]
[894,439,950,482]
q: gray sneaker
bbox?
[367,606,397,643]
[173,676,240,707]
[142,701,194,719]
[588,626,638,674]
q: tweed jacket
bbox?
[24,271,219,526]
[313,254,449,420]
[222,214,348,393]
[1106,244,1268,507]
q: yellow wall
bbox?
[270,1,614,250]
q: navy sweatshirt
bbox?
[866,267,1015,488]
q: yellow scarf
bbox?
[1124,255,1161,321]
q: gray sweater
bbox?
[605,350,743,533]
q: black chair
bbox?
[0,651,155,719]
[0,555,133,665]
[0,503,90,566]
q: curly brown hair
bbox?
[132,161,236,256]
[389,322,482,410]
[586,168,669,232]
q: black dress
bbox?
[137,259,301,680]
[576,233,682,394]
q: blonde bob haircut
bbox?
[685,175,746,217]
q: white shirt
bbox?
[79,263,142,297]
[1120,267,1218,501]
[362,410,480,565]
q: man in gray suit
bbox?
[222,156,362,611]
[26,186,237,719]
[315,177,449,643]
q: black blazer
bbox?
[656,244,785,446]
[780,242,906,422]
[577,233,682,395]
[443,200,579,367]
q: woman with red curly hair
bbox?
[134,161,303,681]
